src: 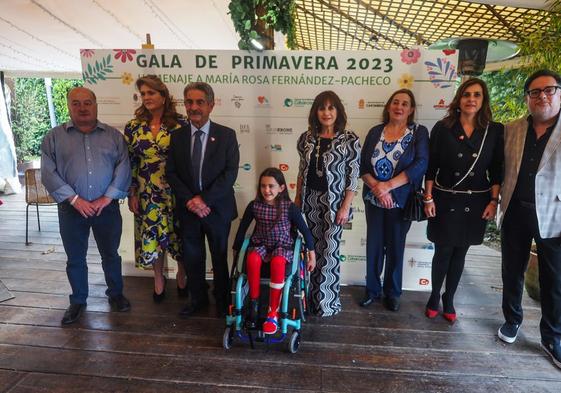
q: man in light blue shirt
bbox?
[41,87,132,325]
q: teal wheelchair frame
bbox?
[223,236,309,353]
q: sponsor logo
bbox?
[240,163,252,171]
[433,98,448,110]
[231,95,244,109]
[265,124,293,135]
[239,124,250,134]
[408,257,416,268]
[358,98,385,109]
[266,144,282,152]
[358,99,365,109]
[284,97,314,108]
[419,278,430,286]
[279,163,289,171]
[256,96,270,108]
[341,255,366,263]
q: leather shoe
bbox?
[61,303,86,325]
[383,297,400,312]
[108,294,131,312]
[359,295,379,307]
[179,299,209,318]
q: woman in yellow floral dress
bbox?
[124,75,187,302]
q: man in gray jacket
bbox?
[497,69,561,369]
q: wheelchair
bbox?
[223,236,310,353]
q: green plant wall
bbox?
[11,78,82,162]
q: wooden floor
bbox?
[1,191,560,393]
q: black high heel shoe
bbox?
[153,276,167,303]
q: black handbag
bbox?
[403,187,427,222]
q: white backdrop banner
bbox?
[81,48,458,290]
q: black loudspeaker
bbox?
[457,39,489,76]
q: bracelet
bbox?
[70,195,79,206]
[490,197,499,203]
[422,198,434,204]
[423,194,433,201]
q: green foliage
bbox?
[518,0,561,74]
[481,1,561,125]
[11,78,50,162]
[52,79,83,124]
[11,78,83,162]
[228,0,297,50]
[481,69,530,124]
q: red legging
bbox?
[246,251,286,313]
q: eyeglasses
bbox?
[526,85,561,99]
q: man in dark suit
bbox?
[167,82,239,317]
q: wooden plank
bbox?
[0,369,26,392]
[321,369,561,393]
[0,344,323,391]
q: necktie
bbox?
[192,130,203,192]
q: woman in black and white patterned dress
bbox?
[295,90,361,317]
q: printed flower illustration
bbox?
[425,58,457,88]
[400,48,421,64]
[398,73,414,89]
[113,49,137,63]
[121,72,134,85]
[80,49,95,58]
[443,49,456,56]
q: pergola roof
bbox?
[0,0,556,77]
[294,0,553,50]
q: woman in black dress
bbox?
[423,78,504,323]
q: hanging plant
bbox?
[228,0,297,50]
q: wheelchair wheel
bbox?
[287,330,301,354]
[223,327,234,349]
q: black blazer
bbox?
[166,121,240,222]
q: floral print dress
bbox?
[123,117,187,269]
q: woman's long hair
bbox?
[134,75,179,129]
[255,167,291,225]
[382,89,417,125]
[308,90,347,137]
[441,78,492,130]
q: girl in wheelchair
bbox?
[232,167,316,335]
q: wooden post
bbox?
[142,34,155,49]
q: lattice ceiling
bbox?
[294,0,552,51]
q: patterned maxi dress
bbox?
[297,130,361,316]
[123,118,187,269]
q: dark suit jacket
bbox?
[166,120,240,223]
[360,122,429,208]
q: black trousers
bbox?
[501,200,561,343]
[180,211,231,306]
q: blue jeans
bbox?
[364,203,411,299]
[58,200,124,305]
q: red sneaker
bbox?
[263,313,279,335]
